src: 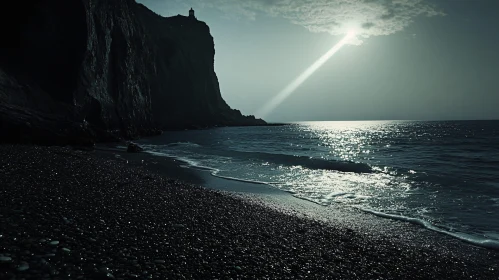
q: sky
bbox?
[137,0,499,122]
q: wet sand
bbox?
[1,145,498,279]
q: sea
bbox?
[135,120,499,250]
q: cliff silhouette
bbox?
[0,0,265,145]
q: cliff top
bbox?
[135,3,210,31]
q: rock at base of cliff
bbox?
[127,142,144,153]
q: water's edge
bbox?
[98,144,499,252]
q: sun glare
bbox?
[347,28,357,38]
[256,33,354,118]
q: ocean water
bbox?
[137,120,499,249]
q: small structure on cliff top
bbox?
[189,8,196,19]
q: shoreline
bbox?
[99,145,499,254]
[102,144,499,252]
[1,144,498,279]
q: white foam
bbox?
[166,142,201,148]
[211,173,272,185]
[144,151,218,171]
[145,150,175,159]
[291,194,327,205]
[326,192,354,198]
[357,207,499,251]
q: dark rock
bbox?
[127,143,144,153]
[16,261,29,271]
[0,0,266,145]
[91,271,115,280]
[90,267,116,280]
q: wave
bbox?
[226,150,373,174]
[357,207,499,251]
[139,142,201,150]
[141,143,372,174]
[326,192,356,198]
[210,173,273,185]
[145,150,219,172]
[165,142,202,148]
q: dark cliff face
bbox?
[0,0,264,144]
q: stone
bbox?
[172,224,185,229]
[92,267,116,279]
[127,143,144,153]
[17,261,30,271]
[0,255,12,262]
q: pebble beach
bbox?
[1,145,498,279]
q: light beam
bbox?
[256,33,355,118]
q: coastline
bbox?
[99,144,499,252]
[1,144,498,279]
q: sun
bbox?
[347,28,358,38]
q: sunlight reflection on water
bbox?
[139,120,499,248]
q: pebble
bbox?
[1,145,498,280]
[172,224,185,228]
[0,256,12,262]
[99,267,111,273]
[17,261,30,271]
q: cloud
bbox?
[186,0,445,44]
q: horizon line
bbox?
[266,118,499,123]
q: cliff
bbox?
[0,0,265,145]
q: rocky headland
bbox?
[0,0,265,145]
